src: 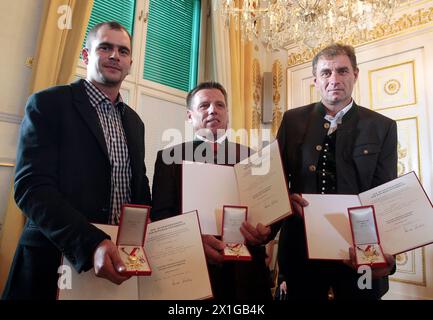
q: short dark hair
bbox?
[85,21,132,50]
[312,43,358,76]
[186,82,228,110]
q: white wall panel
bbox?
[136,92,189,187]
[0,0,43,233]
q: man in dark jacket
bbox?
[2,21,151,300]
[151,81,272,300]
[276,44,397,300]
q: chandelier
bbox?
[220,0,399,50]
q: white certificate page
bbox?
[58,213,212,300]
[303,194,361,260]
[139,211,212,300]
[359,172,433,255]
[234,141,292,227]
[182,161,239,235]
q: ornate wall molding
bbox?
[272,60,283,137]
[287,6,433,68]
[252,59,262,130]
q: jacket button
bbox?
[324,123,330,129]
[316,145,322,151]
[309,165,316,172]
[363,149,369,155]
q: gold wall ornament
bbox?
[392,116,425,286]
[396,252,408,266]
[252,59,262,91]
[287,6,433,68]
[272,60,282,105]
[397,141,408,176]
[398,141,408,159]
[252,107,261,130]
[272,60,283,137]
[252,59,262,130]
[0,163,15,168]
[384,79,401,95]
[287,47,322,68]
[252,89,262,129]
[368,60,416,111]
[395,116,422,180]
[0,158,15,167]
[272,106,283,137]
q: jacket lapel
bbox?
[336,102,359,192]
[336,102,358,160]
[71,80,109,159]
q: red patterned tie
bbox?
[212,142,219,155]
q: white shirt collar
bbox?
[195,132,227,144]
[323,100,354,135]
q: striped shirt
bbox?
[84,80,131,225]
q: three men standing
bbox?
[2,16,397,302]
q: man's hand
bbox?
[280,281,287,295]
[93,239,131,285]
[202,234,225,265]
[240,222,271,246]
[344,247,396,279]
[291,193,309,218]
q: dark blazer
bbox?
[151,140,272,300]
[276,102,397,300]
[2,80,151,300]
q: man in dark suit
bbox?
[2,21,151,299]
[151,82,272,300]
[276,44,397,300]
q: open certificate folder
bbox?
[303,172,433,260]
[58,211,212,300]
[182,141,292,235]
